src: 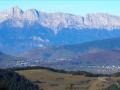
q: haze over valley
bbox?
[1,0,120,89]
[0,7,120,73]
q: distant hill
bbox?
[1,37,120,72]
[0,52,25,68]
[0,52,14,66]
[16,37,120,72]
[20,37,120,62]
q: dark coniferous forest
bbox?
[0,69,39,90]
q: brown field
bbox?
[16,69,120,90]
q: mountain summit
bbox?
[0,7,120,33]
[1,7,120,54]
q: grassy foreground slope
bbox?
[17,69,120,90]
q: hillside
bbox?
[20,37,120,64]
[0,52,16,68]
[0,69,39,90]
[1,7,120,54]
[1,38,120,73]
[0,51,26,68]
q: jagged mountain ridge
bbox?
[1,7,120,54]
[1,6,120,33]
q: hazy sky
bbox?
[0,0,120,16]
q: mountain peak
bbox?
[0,7,120,33]
[12,6,21,11]
[10,6,23,17]
[23,9,39,20]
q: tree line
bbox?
[7,66,112,77]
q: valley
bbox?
[0,1,120,90]
[0,7,120,74]
[1,37,120,73]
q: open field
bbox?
[17,69,120,90]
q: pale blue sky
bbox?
[0,0,120,16]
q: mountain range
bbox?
[1,7,120,73]
[15,37,120,73]
[0,37,117,73]
[1,6,120,31]
[1,7,120,54]
[20,37,120,63]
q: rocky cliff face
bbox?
[1,7,120,54]
[1,7,120,33]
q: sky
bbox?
[0,0,120,16]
